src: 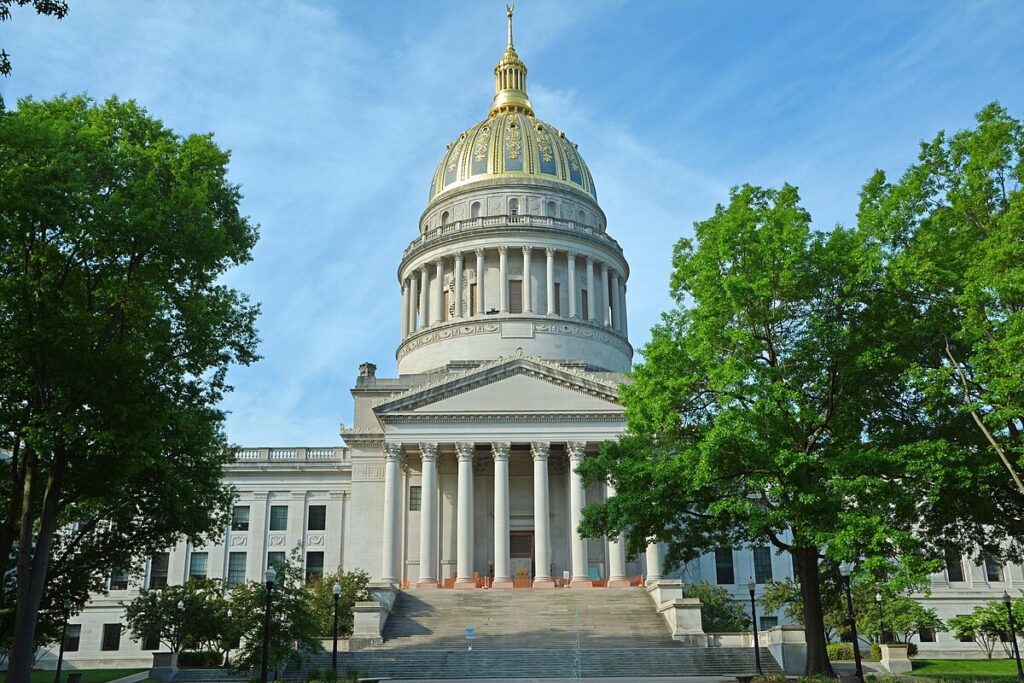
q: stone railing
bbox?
[232,447,349,463]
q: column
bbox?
[567,252,577,319]
[417,443,439,587]
[531,441,555,588]
[586,257,595,322]
[454,442,476,589]
[499,246,509,313]
[600,264,611,327]
[610,270,621,331]
[567,442,592,587]
[433,257,445,325]
[381,442,403,584]
[418,266,428,330]
[475,248,485,316]
[522,246,533,313]
[621,281,628,336]
[400,282,409,338]
[646,542,663,584]
[491,442,513,589]
[545,247,556,315]
[409,275,419,333]
[453,252,464,318]
[605,481,629,587]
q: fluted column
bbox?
[491,442,513,589]
[433,257,445,325]
[409,273,419,333]
[567,252,577,319]
[400,282,409,338]
[586,257,595,322]
[605,481,629,587]
[417,443,439,587]
[532,441,555,588]
[418,266,428,330]
[522,246,533,313]
[453,252,464,318]
[568,442,592,587]
[620,281,628,336]
[645,542,663,584]
[600,264,611,327]
[499,246,509,313]
[381,442,403,584]
[475,247,485,316]
[610,270,621,331]
[545,247,556,315]
[454,442,476,589]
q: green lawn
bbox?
[0,670,145,683]
[912,658,1023,679]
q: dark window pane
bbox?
[944,548,965,582]
[101,623,121,651]
[409,486,422,512]
[509,280,523,314]
[306,551,324,582]
[231,506,250,531]
[110,568,129,591]
[919,627,936,642]
[308,505,327,531]
[267,551,286,570]
[142,633,161,650]
[189,552,208,580]
[715,549,735,585]
[269,505,288,531]
[760,616,778,630]
[227,552,246,587]
[984,549,1003,582]
[753,547,773,584]
[65,624,81,652]
[149,553,169,589]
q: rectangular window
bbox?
[269,505,288,531]
[231,506,250,531]
[110,568,129,591]
[307,505,327,531]
[149,553,169,589]
[919,627,936,642]
[581,290,589,320]
[101,623,122,651]
[983,549,1003,582]
[267,551,286,570]
[760,616,779,630]
[553,283,561,316]
[306,551,324,582]
[444,289,451,321]
[715,549,735,585]
[509,280,523,314]
[142,633,161,651]
[189,552,208,580]
[753,547,773,584]
[227,552,247,587]
[945,548,965,582]
[470,283,478,315]
[65,624,81,652]
[409,486,422,511]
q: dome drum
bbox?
[421,182,606,234]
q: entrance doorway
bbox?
[510,531,534,584]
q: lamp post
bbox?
[176,600,185,656]
[875,591,885,644]
[332,582,341,671]
[53,600,72,683]
[748,578,763,676]
[260,566,277,683]
[1002,592,1024,681]
[225,609,232,667]
[839,562,864,683]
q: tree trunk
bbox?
[794,546,835,677]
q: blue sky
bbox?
[3,1,1023,446]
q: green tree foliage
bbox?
[228,555,323,673]
[0,1,68,76]
[0,95,259,680]
[681,580,750,632]
[947,597,1024,659]
[579,182,935,675]
[123,579,230,654]
[308,568,371,638]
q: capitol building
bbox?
[50,11,1024,672]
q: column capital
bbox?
[455,441,475,462]
[434,256,444,267]
[499,245,509,255]
[475,246,486,257]
[567,250,578,261]
[545,246,556,257]
[567,441,587,462]
[601,263,609,273]
[522,245,533,255]
[454,251,464,263]
[491,441,511,461]
[419,264,428,274]
[383,442,403,462]
[586,255,594,266]
[530,441,550,461]
[418,442,439,462]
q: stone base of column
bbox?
[645,577,663,586]
[491,578,514,589]
[453,579,477,590]
[570,577,594,588]
[532,577,556,589]
[607,577,631,588]
[416,580,439,589]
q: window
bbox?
[110,568,129,591]
[441,210,450,225]
[101,623,122,651]
[306,551,324,582]
[581,290,589,320]
[944,548,965,582]
[444,289,452,321]
[189,552,208,580]
[553,283,561,316]
[509,198,519,218]
[227,552,246,587]
[142,633,161,651]
[983,549,1003,582]
[269,505,288,531]
[231,506,250,531]
[545,200,557,217]
[470,202,481,219]
[409,485,422,511]
[308,505,327,531]
[470,283,478,316]
[65,624,81,652]
[753,547,773,584]
[919,627,936,642]
[149,553,169,589]
[267,551,286,570]
[509,280,523,314]
[715,549,735,585]
[760,616,779,630]
[577,209,586,224]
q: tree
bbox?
[0,0,69,76]
[578,183,936,675]
[123,579,229,655]
[308,568,371,638]
[682,580,750,632]
[0,95,259,681]
[228,555,323,674]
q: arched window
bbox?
[509,198,519,222]
[577,209,586,225]
[441,210,450,225]
[546,201,557,217]
[470,202,481,219]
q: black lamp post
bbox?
[176,600,185,656]
[839,562,864,683]
[53,600,72,683]
[1002,591,1024,681]
[875,591,886,644]
[260,566,277,683]
[225,608,232,667]
[748,578,763,676]
[332,582,341,671]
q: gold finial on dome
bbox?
[489,4,534,118]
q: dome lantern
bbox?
[489,5,534,118]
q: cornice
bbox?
[380,411,624,424]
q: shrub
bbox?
[752,675,787,683]
[826,642,854,661]
[177,650,224,668]
[869,642,881,662]
[798,676,838,683]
